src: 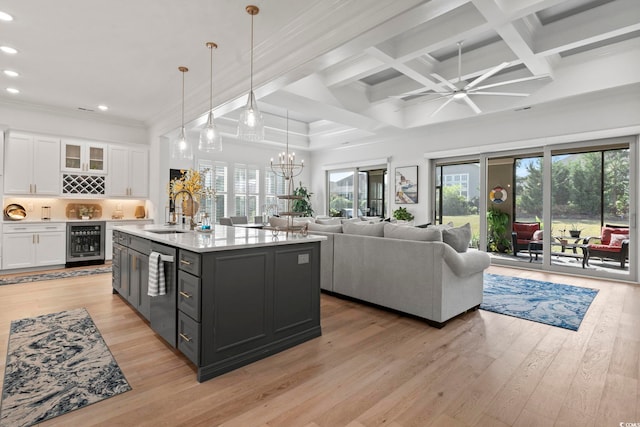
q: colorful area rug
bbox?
[0,308,130,427]
[480,273,598,331]
[0,266,112,286]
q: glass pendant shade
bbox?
[237,91,264,142]
[237,5,264,142]
[199,42,222,152]
[199,111,223,151]
[171,127,193,160]
[170,66,193,161]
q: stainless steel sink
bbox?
[147,229,189,234]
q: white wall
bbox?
[0,103,147,145]
[308,85,640,225]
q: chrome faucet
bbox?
[171,189,197,230]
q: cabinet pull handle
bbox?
[37,234,40,244]
[29,183,33,193]
[179,333,192,342]
[32,234,35,244]
[34,184,37,193]
[132,257,137,270]
[180,259,191,265]
[179,291,192,299]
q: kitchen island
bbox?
[112,223,324,382]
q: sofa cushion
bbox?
[341,217,364,224]
[609,234,629,247]
[383,223,442,241]
[442,223,472,253]
[601,226,629,245]
[588,243,622,252]
[513,222,540,240]
[342,221,385,237]
[307,222,343,233]
[359,216,383,223]
[316,218,342,225]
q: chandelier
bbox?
[270,112,303,181]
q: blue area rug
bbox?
[0,308,131,427]
[480,273,598,331]
[0,266,111,286]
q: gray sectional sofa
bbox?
[308,220,491,327]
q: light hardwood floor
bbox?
[0,265,638,426]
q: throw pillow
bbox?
[342,221,385,237]
[383,223,442,241]
[359,216,383,223]
[307,222,343,233]
[427,222,454,231]
[532,230,544,241]
[609,234,629,247]
[316,218,342,225]
[442,223,472,253]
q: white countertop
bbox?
[2,218,152,224]
[113,223,326,253]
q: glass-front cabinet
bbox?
[62,140,107,174]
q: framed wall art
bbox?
[395,166,418,204]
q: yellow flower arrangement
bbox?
[168,168,214,202]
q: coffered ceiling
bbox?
[1,0,638,150]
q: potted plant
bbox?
[569,224,582,238]
[292,182,314,217]
[392,206,414,222]
[487,207,510,253]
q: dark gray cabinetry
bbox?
[112,231,175,345]
[177,243,321,382]
[149,242,177,347]
[113,230,321,382]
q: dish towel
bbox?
[148,251,166,296]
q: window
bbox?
[198,160,227,223]
[234,164,260,218]
[265,170,287,215]
[443,173,469,199]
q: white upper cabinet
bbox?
[108,145,149,198]
[62,140,107,174]
[4,133,60,195]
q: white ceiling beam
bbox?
[384,2,491,61]
[471,0,555,75]
[320,0,471,88]
[364,47,441,92]
[495,0,568,20]
[322,54,388,88]
[534,0,640,55]
[262,90,384,133]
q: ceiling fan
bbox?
[402,41,548,117]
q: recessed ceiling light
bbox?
[3,70,19,77]
[0,11,13,22]
[1,46,18,54]
[6,87,20,94]
[98,105,109,111]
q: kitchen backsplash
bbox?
[2,198,149,221]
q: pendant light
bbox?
[199,42,222,152]
[171,66,193,160]
[237,5,264,142]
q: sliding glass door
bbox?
[435,161,481,248]
[327,166,388,218]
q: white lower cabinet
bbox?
[2,223,66,270]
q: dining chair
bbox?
[219,217,233,226]
[230,216,248,224]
